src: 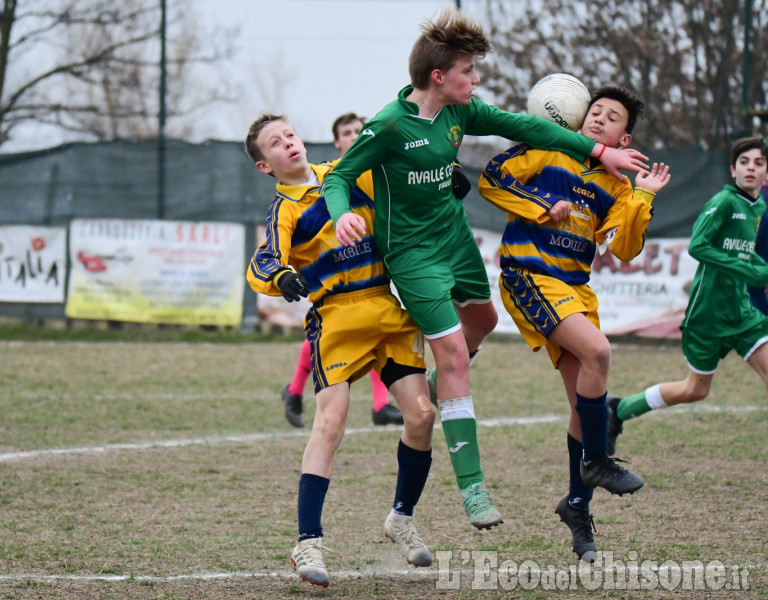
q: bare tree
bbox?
[476,0,768,150]
[0,0,236,147]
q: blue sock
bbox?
[393,440,432,516]
[575,392,608,464]
[567,433,593,511]
[297,473,329,541]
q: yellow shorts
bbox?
[305,286,426,392]
[499,267,600,367]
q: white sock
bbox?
[437,396,476,420]
[646,384,668,410]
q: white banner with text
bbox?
[0,225,66,303]
[66,219,245,326]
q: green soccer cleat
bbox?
[383,510,432,567]
[460,481,503,529]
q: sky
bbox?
[190,0,455,144]
[2,0,467,153]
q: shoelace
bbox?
[595,457,631,480]
[573,510,597,538]
[391,518,426,548]
[298,540,334,568]
[464,485,495,514]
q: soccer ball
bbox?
[526,73,591,131]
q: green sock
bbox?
[440,417,483,489]
[617,392,652,421]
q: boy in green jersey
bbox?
[609,137,768,455]
[323,7,649,530]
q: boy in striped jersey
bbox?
[245,114,435,587]
[609,137,768,452]
[479,85,670,560]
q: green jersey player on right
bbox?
[608,136,768,455]
[323,7,650,530]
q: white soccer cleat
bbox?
[383,510,433,567]
[291,537,330,587]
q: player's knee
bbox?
[405,407,435,439]
[686,385,710,403]
[582,339,611,376]
[313,408,346,446]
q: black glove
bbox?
[452,163,471,200]
[275,270,309,302]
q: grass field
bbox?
[0,336,766,599]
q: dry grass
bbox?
[0,339,766,599]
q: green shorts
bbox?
[385,223,491,337]
[681,314,768,373]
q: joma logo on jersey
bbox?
[325,362,348,371]
[404,138,429,151]
[549,234,587,252]
[333,241,372,262]
[722,237,754,252]
[732,212,747,220]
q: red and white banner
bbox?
[66,219,245,326]
[0,226,66,303]
[473,230,696,338]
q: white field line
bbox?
[0,563,765,584]
[0,403,764,586]
[0,404,761,464]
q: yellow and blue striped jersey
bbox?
[479,145,655,285]
[247,162,389,303]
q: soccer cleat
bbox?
[580,456,644,495]
[291,537,330,587]
[383,510,433,567]
[460,481,503,529]
[425,368,438,407]
[555,495,597,562]
[606,395,624,456]
[372,403,404,426]
[281,384,304,428]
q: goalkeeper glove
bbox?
[452,163,471,199]
[275,270,309,302]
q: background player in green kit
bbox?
[323,7,650,530]
[608,137,768,455]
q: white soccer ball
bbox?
[526,73,591,131]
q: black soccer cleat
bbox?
[281,384,304,428]
[606,395,624,456]
[372,403,404,426]
[580,456,644,496]
[555,495,597,562]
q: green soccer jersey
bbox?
[323,85,595,262]
[682,184,768,335]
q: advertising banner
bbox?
[473,230,696,338]
[66,219,245,326]
[0,226,66,303]
[251,223,698,340]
